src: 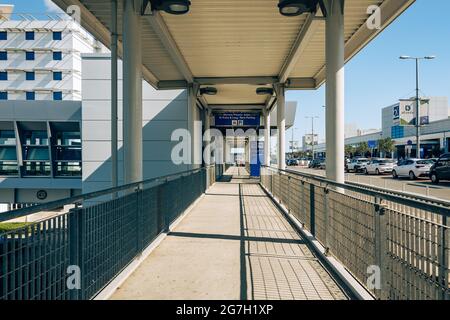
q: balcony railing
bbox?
[261,166,450,300]
[0,165,221,300]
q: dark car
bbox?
[309,158,325,169]
[430,153,450,184]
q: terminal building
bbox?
[0,5,100,208]
[315,96,450,159]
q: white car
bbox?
[365,159,395,175]
[392,159,434,180]
[346,158,370,173]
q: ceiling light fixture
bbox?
[200,87,218,96]
[256,88,274,96]
[143,0,191,15]
[278,0,318,17]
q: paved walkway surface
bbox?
[111,167,347,300]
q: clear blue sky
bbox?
[4,0,450,146]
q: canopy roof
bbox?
[53,0,414,108]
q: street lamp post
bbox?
[399,55,435,158]
[290,127,299,156]
[305,116,319,160]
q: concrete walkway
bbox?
[111,167,347,300]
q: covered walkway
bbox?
[111,167,347,300]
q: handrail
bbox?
[262,166,450,216]
[0,167,206,223]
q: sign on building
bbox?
[393,99,430,126]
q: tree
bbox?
[378,138,395,158]
[355,142,370,157]
[345,145,355,157]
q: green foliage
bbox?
[378,137,396,155]
[355,142,370,155]
[0,222,32,234]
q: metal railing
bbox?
[261,166,450,300]
[0,165,221,300]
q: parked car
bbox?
[309,158,325,169]
[365,159,395,175]
[392,159,434,180]
[298,158,311,167]
[318,159,326,170]
[286,159,299,166]
[346,158,370,173]
[430,153,450,184]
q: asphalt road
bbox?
[289,166,450,202]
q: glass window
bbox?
[53,71,62,81]
[0,91,7,100]
[53,31,62,40]
[26,91,35,100]
[25,51,35,60]
[55,161,81,177]
[23,131,48,146]
[0,31,7,40]
[0,161,18,176]
[53,51,62,60]
[0,51,7,60]
[0,72,8,81]
[0,131,15,145]
[23,161,51,177]
[26,71,35,81]
[56,131,81,146]
[0,147,17,161]
[25,31,35,40]
[53,91,63,100]
[24,147,49,161]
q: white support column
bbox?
[325,0,345,184]
[204,108,211,164]
[264,109,271,166]
[111,0,118,190]
[275,84,286,170]
[122,0,143,184]
[188,84,201,168]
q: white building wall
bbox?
[81,54,190,194]
[0,19,103,101]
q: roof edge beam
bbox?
[286,77,317,90]
[195,77,278,86]
[279,13,323,83]
[314,0,415,86]
[145,12,194,83]
[157,80,188,90]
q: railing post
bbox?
[68,206,83,300]
[374,197,388,300]
[157,179,168,233]
[439,215,449,300]
[310,184,316,236]
[301,180,305,227]
[136,186,143,253]
[323,185,330,255]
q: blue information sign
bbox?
[250,141,264,177]
[368,140,377,149]
[214,112,260,127]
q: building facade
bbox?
[315,97,450,158]
[0,7,104,101]
[0,6,103,210]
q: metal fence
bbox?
[1,165,220,300]
[261,166,450,300]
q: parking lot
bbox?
[290,167,450,202]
